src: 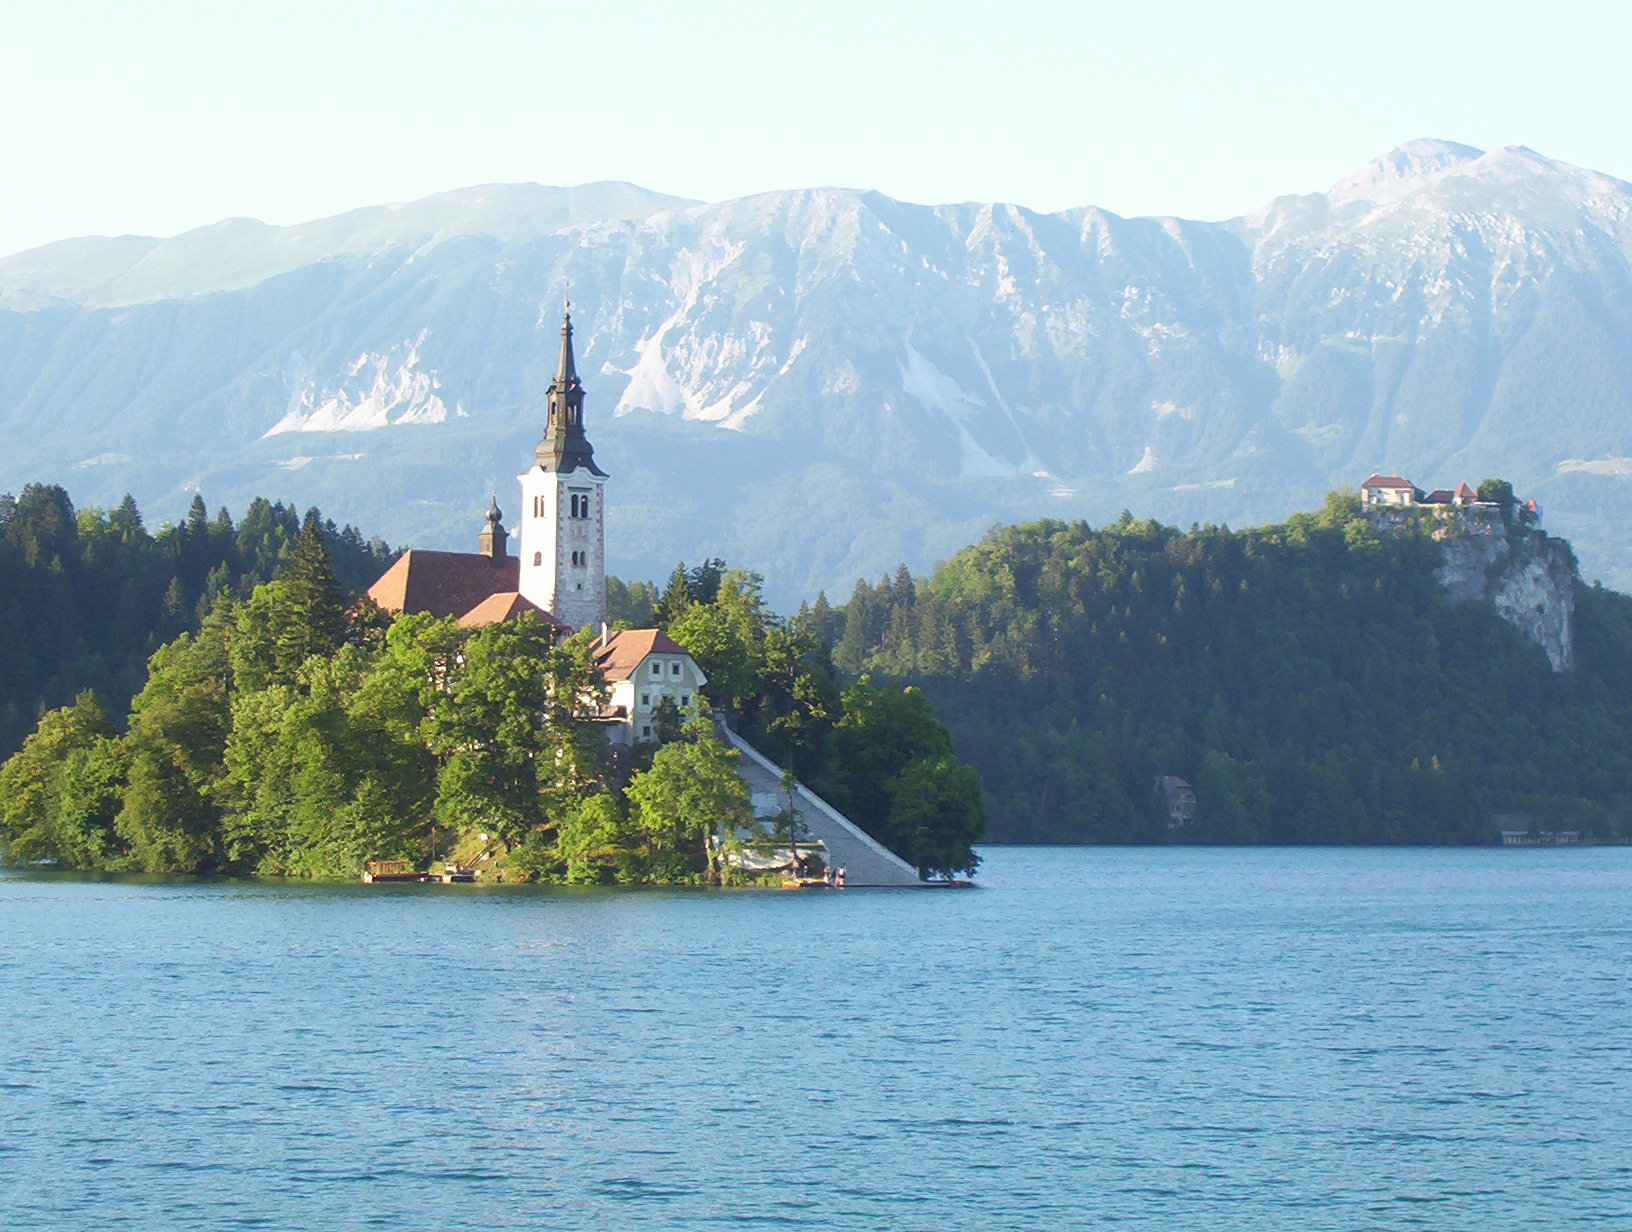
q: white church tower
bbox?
[517,304,608,630]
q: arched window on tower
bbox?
[533,551,542,566]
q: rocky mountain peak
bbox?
[1323,138,1485,209]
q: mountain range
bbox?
[4,139,1632,603]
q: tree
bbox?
[277,523,349,664]
[813,675,952,834]
[552,792,627,883]
[625,713,755,881]
[428,617,609,845]
[885,755,984,879]
[1477,478,1517,516]
[114,609,237,873]
[0,692,122,867]
[220,649,432,876]
[4,483,77,568]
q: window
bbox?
[640,693,649,708]
[681,694,690,707]
[650,661,662,677]
[671,662,681,677]
[641,725,652,739]
[532,551,542,566]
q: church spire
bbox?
[535,299,605,476]
[555,296,578,385]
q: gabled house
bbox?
[1360,474,1421,507]
[592,629,707,747]
[1154,775,1198,827]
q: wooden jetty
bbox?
[361,860,477,884]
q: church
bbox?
[365,305,924,884]
[366,305,701,749]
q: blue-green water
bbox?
[1,847,1629,1230]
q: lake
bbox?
[1,846,1629,1230]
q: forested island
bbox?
[0,486,983,881]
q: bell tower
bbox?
[518,303,608,630]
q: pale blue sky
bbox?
[3,0,1629,257]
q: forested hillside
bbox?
[0,484,396,757]
[814,494,1632,844]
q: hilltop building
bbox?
[365,304,924,885]
[1359,473,1541,521]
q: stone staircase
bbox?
[720,725,923,887]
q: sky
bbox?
[4,0,1631,257]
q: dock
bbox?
[362,860,477,884]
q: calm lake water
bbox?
[1,846,1629,1231]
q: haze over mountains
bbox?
[4,139,1632,601]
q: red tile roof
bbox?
[458,591,568,631]
[1424,488,1454,503]
[593,628,692,681]
[367,549,521,620]
[1361,473,1415,490]
[1456,482,1478,500]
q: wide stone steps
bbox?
[720,725,923,887]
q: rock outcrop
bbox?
[1428,512,1576,670]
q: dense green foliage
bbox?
[0,484,396,758]
[657,564,985,878]
[818,493,1632,845]
[2,527,982,880]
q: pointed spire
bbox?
[556,294,578,386]
[535,297,606,476]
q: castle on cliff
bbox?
[1360,473,1541,522]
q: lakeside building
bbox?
[365,305,923,886]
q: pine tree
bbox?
[275,524,348,671]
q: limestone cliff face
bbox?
[1430,513,1576,671]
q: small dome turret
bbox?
[478,489,509,561]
